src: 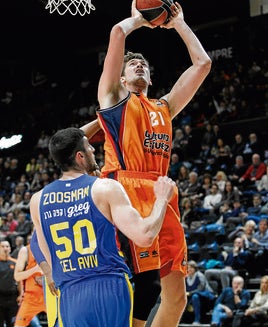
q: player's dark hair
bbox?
[122,51,149,75]
[49,127,85,171]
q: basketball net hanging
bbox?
[45,0,95,16]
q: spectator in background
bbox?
[7,158,21,189]
[224,200,246,228]
[257,162,268,195]
[8,194,23,215]
[252,218,268,248]
[239,153,266,190]
[195,143,213,172]
[18,191,32,215]
[10,236,25,259]
[18,175,31,193]
[205,237,251,292]
[25,158,40,180]
[228,220,257,249]
[0,211,18,239]
[243,133,263,164]
[179,171,202,200]
[200,173,213,198]
[7,211,32,248]
[176,165,190,190]
[211,98,231,123]
[260,201,268,215]
[36,131,49,153]
[211,138,232,171]
[214,170,228,193]
[231,134,246,158]
[210,275,250,327]
[0,195,10,216]
[203,183,222,213]
[239,193,263,225]
[249,218,268,275]
[172,128,185,159]
[201,123,215,148]
[181,124,195,161]
[180,197,200,230]
[168,153,182,181]
[233,275,268,327]
[214,181,241,216]
[9,183,26,205]
[228,155,248,187]
[212,124,223,145]
[30,172,43,192]
[222,181,240,204]
[185,260,215,325]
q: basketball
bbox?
[136,0,174,26]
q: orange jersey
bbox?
[97,93,187,276]
[98,92,172,176]
[15,245,46,327]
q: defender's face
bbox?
[83,137,99,174]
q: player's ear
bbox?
[120,76,126,85]
[149,79,152,86]
[76,151,84,160]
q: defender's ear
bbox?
[76,151,84,161]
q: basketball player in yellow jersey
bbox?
[97,1,212,327]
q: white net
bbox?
[45,0,95,16]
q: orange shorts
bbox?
[116,171,187,278]
[14,293,47,327]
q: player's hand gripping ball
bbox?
[136,0,174,26]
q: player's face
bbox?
[124,59,151,86]
[0,241,11,256]
[82,137,99,174]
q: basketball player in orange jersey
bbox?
[97,1,212,326]
[14,235,47,327]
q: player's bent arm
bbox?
[97,22,135,109]
[93,177,175,247]
[98,2,153,109]
[14,246,42,282]
[80,119,101,140]
[30,191,52,268]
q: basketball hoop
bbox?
[45,0,95,16]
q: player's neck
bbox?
[60,170,85,180]
[0,254,9,261]
[127,83,148,96]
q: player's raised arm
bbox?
[97,0,154,109]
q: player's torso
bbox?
[39,175,130,288]
[98,93,172,176]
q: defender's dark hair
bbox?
[49,127,85,171]
[122,51,149,75]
